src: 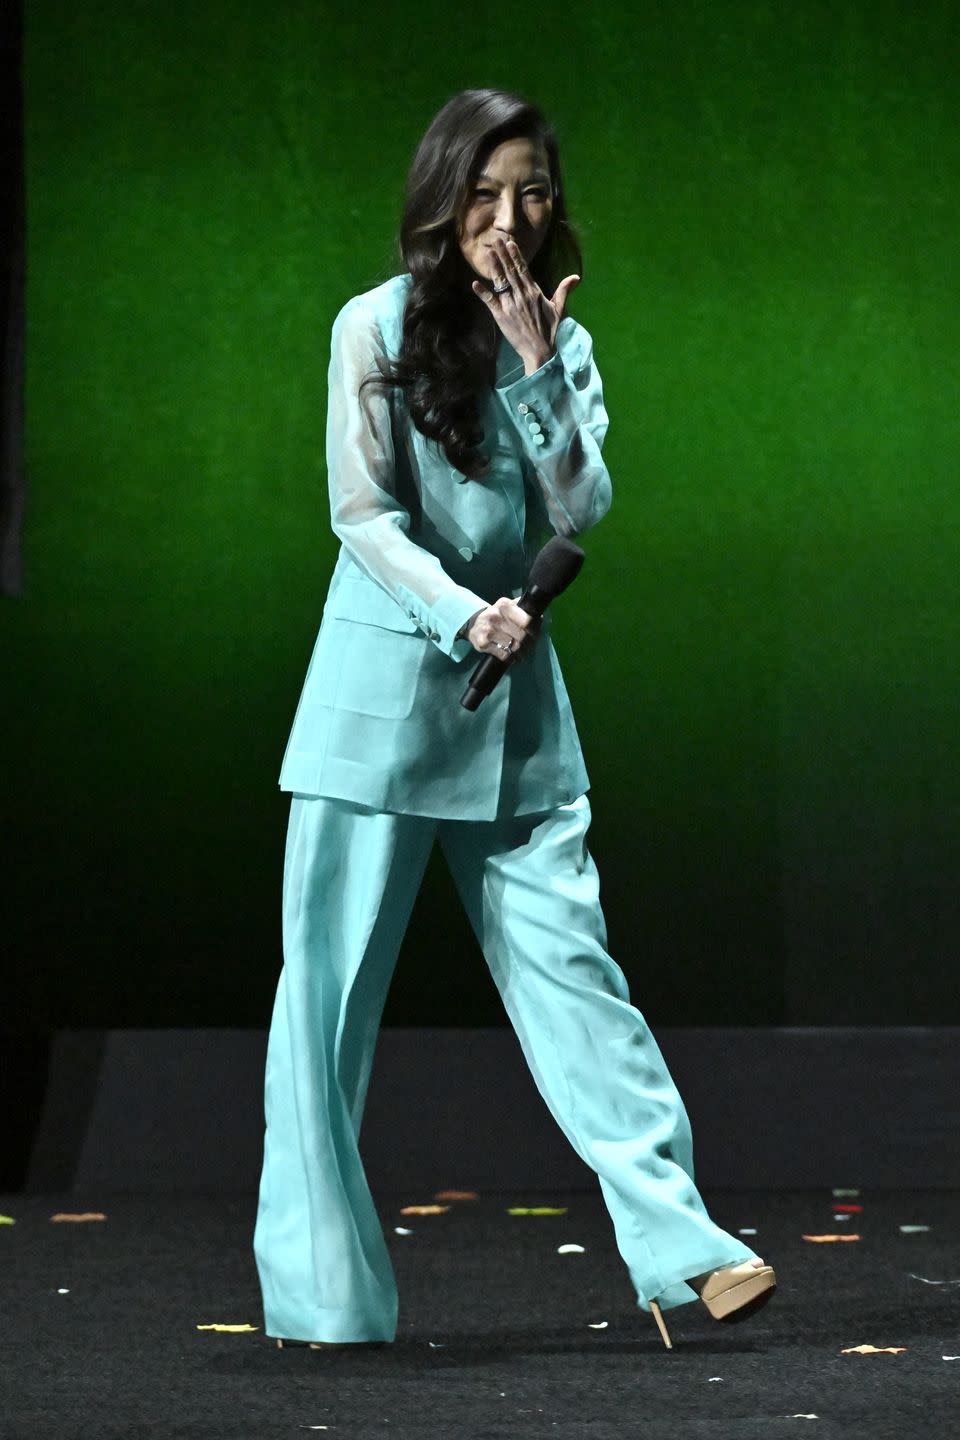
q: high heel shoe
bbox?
[275,1338,386,1351]
[648,1257,776,1350]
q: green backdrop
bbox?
[6,0,959,1028]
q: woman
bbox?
[253,88,776,1352]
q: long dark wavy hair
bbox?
[360,89,583,480]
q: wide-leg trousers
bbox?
[253,792,759,1343]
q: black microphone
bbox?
[460,536,585,711]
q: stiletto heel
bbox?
[649,1299,673,1349]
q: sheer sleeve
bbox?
[494,319,612,537]
[326,299,489,660]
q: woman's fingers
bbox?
[467,598,540,656]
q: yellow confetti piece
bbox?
[840,1344,906,1354]
[434,1190,479,1201]
[196,1324,260,1333]
[507,1207,568,1216]
[400,1205,450,1216]
[0,1215,16,1225]
[50,1213,106,1223]
[802,1233,861,1242]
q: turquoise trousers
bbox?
[253,792,759,1343]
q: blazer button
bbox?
[532,433,546,446]
[458,546,475,561]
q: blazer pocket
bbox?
[322,576,423,720]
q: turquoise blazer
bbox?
[279,273,612,820]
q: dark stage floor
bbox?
[2,1187,957,1438]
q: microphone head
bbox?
[528,536,585,598]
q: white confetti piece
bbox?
[394,1227,413,1235]
[738,1227,757,1235]
[557,1244,585,1254]
[832,1188,860,1197]
[786,1414,819,1420]
[428,1341,446,1349]
[832,1214,852,1222]
[707,1376,724,1382]
[943,1355,960,1361]
[908,1273,960,1286]
[587,1321,608,1330]
[899,1225,931,1234]
[57,1288,70,1295]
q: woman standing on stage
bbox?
[253,87,776,1351]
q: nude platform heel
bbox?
[648,1257,777,1350]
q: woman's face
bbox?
[457,136,554,288]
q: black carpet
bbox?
[2,1187,957,1438]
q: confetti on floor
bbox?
[832,1188,860,1197]
[738,1227,758,1235]
[907,1272,960,1286]
[557,1244,585,1254]
[507,1207,568,1216]
[832,1204,862,1213]
[840,1344,906,1355]
[0,1215,15,1225]
[899,1224,931,1233]
[50,1213,106,1223]
[196,1324,259,1333]
[399,1205,450,1216]
[802,1234,861,1242]
[434,1190,479,1201]
[786,1414,819,1420]
[587,1321,608,1329]
[394,1227,414,1235]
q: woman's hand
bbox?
[471,236,580,375]
[465,597,540,661]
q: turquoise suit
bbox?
[253,274,759,1343]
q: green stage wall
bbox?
[5,0,959,1027]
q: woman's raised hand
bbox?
[465,597,540,661]
[471,236,580,375]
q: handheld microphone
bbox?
[460,535,585,711]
